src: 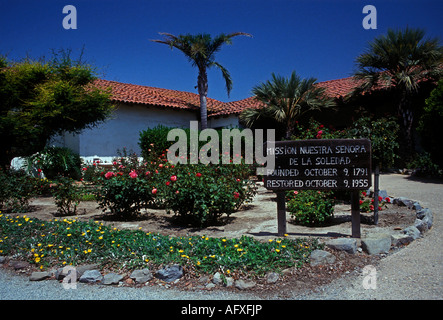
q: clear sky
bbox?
[1,0,442,102]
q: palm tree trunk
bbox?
[197,69,209,130]
[398,92,415,164]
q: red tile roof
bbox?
[93,76,368,117]
[93,79,226,113]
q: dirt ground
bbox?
[3,182,418,294]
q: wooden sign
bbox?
[264,139,372,238]
[264,139,372,191]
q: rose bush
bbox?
[157,162,257,227]
[85,149,256,226]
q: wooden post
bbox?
[373,165,380,225]
[276,192,287,237]
[351,190,361,238]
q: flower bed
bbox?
[0,213,321,275]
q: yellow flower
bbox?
[35,257,41,263]
[268,239,273,242]
[282,245,286,248]
[98,236,103,240]
[276,249,280,253]
[234,244,239,248]
[47,244,53,247]
[276,240,281,244]
[222,239,227,242]
[197,261,201,266]
[237,248,243,252]
[67,234,71,237]
[284,234,289,237]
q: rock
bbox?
[361,233,391,255]
[266,272,279,284]
[198,275,210,284]
[155,264,183,282]
[225,277,234,287]
[378,190,389,199]
[212,272,222,285]
[103,272,124,285]
[416,208,433,230]
[391,234,413,246]
[235,279,256,290]
[0,256,6,264]
[403,226,421,240]
[414,218,429,233]
[76,264,100,278]
[393,197,414,208]
[326,238,357,254]
[205,282,216,289]
[55,266,78,280]
[79,269,103,283]
[411,202,422,211]
[9,260,30,270]
[416,208,431,220]
[29,271,51,281]
[309,249,336,266]
[130,268,153,284]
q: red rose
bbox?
[233,192,240,199]
[196,173,202,177]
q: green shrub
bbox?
[159,162,257,227]
[286,190,335,226]
[406,152,443,177]
[0,169,38,213]
[346,116,399,169]
[418,80,443,168]
[139,125,173,159]
[51,177,83,216]
[29,146,82,180]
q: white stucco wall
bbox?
[78,103,198,158]
[207,114,241,129]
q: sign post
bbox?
[264,139,372,238]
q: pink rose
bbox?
[170,175,177,182]
[105,171,115,179]
[152,188,157,195]
[129,170,138,179]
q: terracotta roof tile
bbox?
[93,76,374,117]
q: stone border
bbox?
[313,191,433,261]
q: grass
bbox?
[0,212,322,276]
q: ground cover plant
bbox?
[0,213,322,276]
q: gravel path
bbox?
[1,173,442,300]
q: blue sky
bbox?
[1,0,442,102]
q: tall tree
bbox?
[151,32,251,129]
[0,50,114,169]
[239,71,335,139]
[353,27,443,158]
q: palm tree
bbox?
[240,71,335,139]
[353,27,443,157]
[151,32,251,129]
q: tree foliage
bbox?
[151,32,251,129]
[0,50,114,168]
[353,27,443,159]
[417,79,443,167]
[240,71,335,139]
